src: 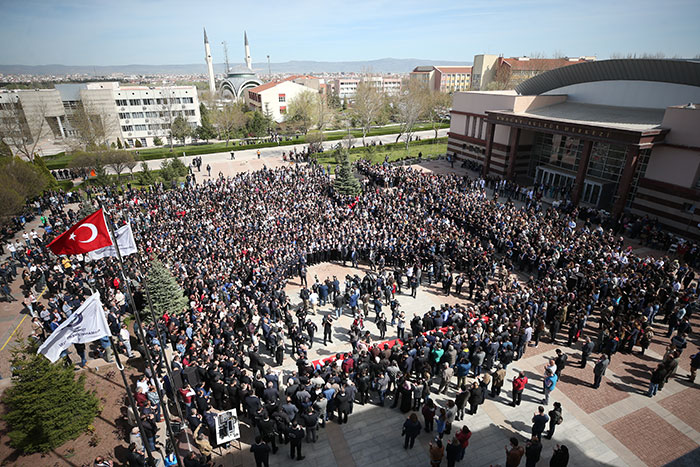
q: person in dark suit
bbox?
[593,354,610,389]
[288,421,305,460]
[335,387,351,424]
[251,436,271,467]
[531,406,549,439]
[525,435,542,467]
[580,337,594,368]
[554,349,567,379]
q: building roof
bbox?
[283,75,321,81]
[497,102,665,132]
[248,81,282,93]
[515,59,700,96]
[412,66,435,73]
[501,57,587,72]
[435,66,472,74]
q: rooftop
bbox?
[495,101,665,132]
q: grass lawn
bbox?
[42,122,448,170]
[314,140,447,173]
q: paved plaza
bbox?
[207,260,700,467]
[0,156,698,467]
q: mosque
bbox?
[204,28,262,100]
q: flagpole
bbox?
[100,205,184,467]
[109,334,158,464]
[134,253,193,452]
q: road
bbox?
[131,128,449,178]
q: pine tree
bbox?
[333,148,362,196]
[145,259,188,318]
[2,339,100,453]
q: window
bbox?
[121,125,133,132]
[170,98,181,104]
[145,111,158,118]
[182,97,194,104]
[115,99,127,106]
[134,124,147,131]
[148,124,160,130]
[280,106,287,114]
[140,138,147,147]
[131,112,144,119]
[184,109,195,116]
[118,112,130,119]
[279,94,286,103]
[128,99,141,106]
[142,98,154,105]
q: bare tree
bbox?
[68,101,115,151]
[422,90,451,141]
[211,102,246,147]
[352,80,383,145]
[104,151,136,181]
[315,96,336,132]
[158,87,178,151]
[0,93,51,161]
[395,79,426,149]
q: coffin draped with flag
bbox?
[37,293,111,362]
[47,209,113,256]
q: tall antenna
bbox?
[222,41,230,73]
[267,55,271,75]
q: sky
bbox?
[0,0,698,66]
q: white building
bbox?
[245,80,312,123]
[107,83,200,147]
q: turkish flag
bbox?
[48,209,113,256]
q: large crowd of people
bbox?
[3,158,698,467]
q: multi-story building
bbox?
[447,58,700,238]
[332,78,360,101]
[410,66,472,93]
[245,79,311,122]
[0,88,66,152]
[1,82,201,153]
[105,83,200,147]
[471,54,596,90]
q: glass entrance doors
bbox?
[535,166,603,207]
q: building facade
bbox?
[471,55,596,90]
[1,82,201,153]
[410,66,472,93]
[245,80,311,123]
[447,58,700,237]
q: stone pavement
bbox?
[209,261,700,467]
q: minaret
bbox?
[244,31,252,70]
[204,27,216,94]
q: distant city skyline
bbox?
[0,0,698,66]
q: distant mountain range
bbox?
[0,58,471,76]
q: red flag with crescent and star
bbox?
[48,209,113,256]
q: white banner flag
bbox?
[86,223,137,261]
[37,293,111,363]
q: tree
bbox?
[196,102,216,141]
[352,80,383,145]
[333,148,361,196]
[212,102,246,146]
[395,79,426,149]
[152,136,163,146]
[423,91,451,140]
[0,139,13,157]
[145,259,188,317]
[285,90,318,134]
[171,115,192,145]
[69,150,107,179]
[2,339,100,453]
[0,93,51,161]
[0,157,48,226]
[104,151,135,181]
[306,130,324,153]
[245,110,268,138]
[68,101,115,151]
[137,161,156,186]
[116,138,123,149]
[159,155,188,182]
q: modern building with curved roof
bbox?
[447,58,700,237]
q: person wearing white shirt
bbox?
[120,323,134,358]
